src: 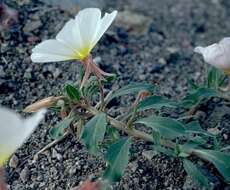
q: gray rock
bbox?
[142,150,158,161]
[115,10,151,35]
[9,154,19,169]
[40,0,105,14]
[183,175,202,190]
[53,68,61,79]
[23,20,42,33]
[0,65,6,77]
[52,148,63,161]
[20,167,30,183]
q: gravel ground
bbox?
[1,0,230,189]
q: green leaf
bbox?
[181,87,218,108]
[136,116,186,139]
[137,96,176,112]
[104,75,117,84]
[106,126,120,142]
[153,145,175,157]
[207,66,225,89]
[179,142,202,156]
[194,149,230,182]
[186,121,214,137]
[82,76,99,99]
[183,159,209,188]
[108,83,155,102]
[49,118,74,139]
[221,145,230,151]
[152,131,161,145]
[81,113,107,155]
[190,136,209,145]
[207,67,221,89]
[187,79,199,91]
[103,138,131,183]
[65,84,81,101]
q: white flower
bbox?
[0,107,46,166]
[194,37,230,70]
[31,8,117,62]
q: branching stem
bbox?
[84,105,213,162]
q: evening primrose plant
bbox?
[23,8,230,189]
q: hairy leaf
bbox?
[181,87,218,108]
[183,159,209,188]
[49,118,73,139]
[65,84,81,101]
[186,121,214,137]
[208,67,219,89]
[153,145,175,157]
[82,76,99,99]
[108,83,155,102]
[105,126,120,145]
[152,131,161,145]
[82,113,107,155]
[103,138,131,183]
[194,149,230,182]
[207,66,225,89]
[137,95,176,112]
[179,142,203,157]
[136,116,186,139]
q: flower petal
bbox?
[195,44,227,69]
[23,109,46,140]
[0,107,46,164]
[0,108,21,143]
[31,8,118,62]
[76,8,101,49]
[56,19,83,57]
[31,39,77,62]
[220,37,230,46]
[194,37,230,69]
[92,10,117,47]
[194,46,205,54]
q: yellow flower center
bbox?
[0,145,12,166]
[0,154,10,167]
[73,44,93,60]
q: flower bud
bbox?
[24,96,63,113]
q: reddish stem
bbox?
[80,55,114,88]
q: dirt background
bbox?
[1,0,230,189]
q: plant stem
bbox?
[177,115,196,121]
[97,78,105,111]
[126,106,137,129]
[99,90,113,109]
[86,105,154,142]
[33,131,70,161]
[84,105,215,163]
[186,100,201,116]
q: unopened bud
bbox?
[56,99,65,107]
[24,96,64,113]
